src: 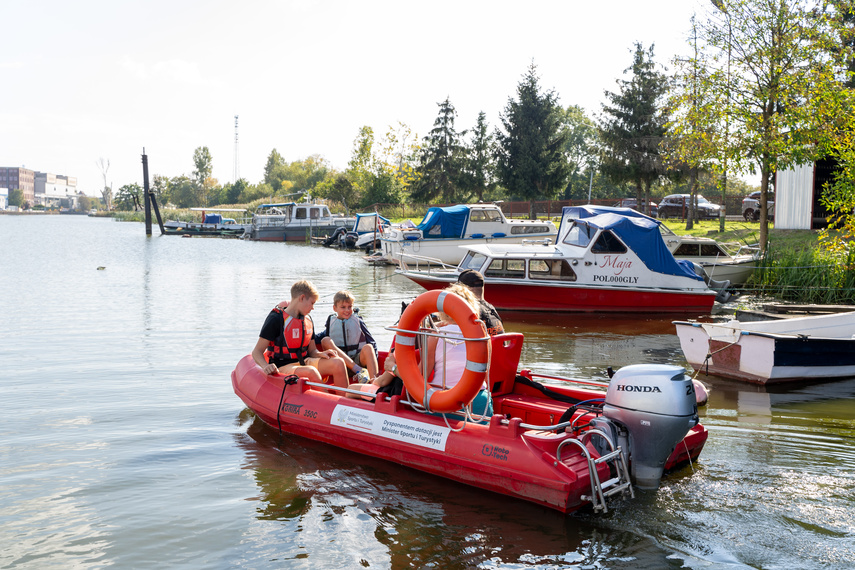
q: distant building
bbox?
[0,167,35,205]
[775,157,838,230]
[34,172,79,208]
[0,187,7,210]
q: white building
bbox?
[774,158,837,229]
[0,187,7,210]
[34,172,79,208]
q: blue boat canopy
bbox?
[562,206,702,281]
[417,205,470,239]
[204,213,223,224]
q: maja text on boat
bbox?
[232,289,708,513]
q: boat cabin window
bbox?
[511,225,551,234]
[700,243,724,256]
[528,259,577,281]
[562,221,596,248]
[591,230,627,254]
[469,208,502,222]
[485,258,526,279]
[295,208,307,219]
[673,243,699,257]
[310,207,322,219]
[459,252,487,272]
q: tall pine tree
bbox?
[599,43,671,215]
[495,63,571,219]
[411,98,466,204]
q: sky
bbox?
[1,0,719,196]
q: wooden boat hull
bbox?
[675,314,855,383]
[232,355,707,513]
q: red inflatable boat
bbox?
[233,293,708,514]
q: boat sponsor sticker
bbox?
[331,404,451,451]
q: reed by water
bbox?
[750,244,855,304]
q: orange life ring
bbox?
[396,290,488,413]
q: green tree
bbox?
[462,111,495,202]
[495,63,571,218]
[192,146,213,206]
[411,97,466,203]
[695,0,843,250]
[263,149,286,188]
[168,175,195,208]
[560,105,599,200]
[78,195,92,212]
[599,43,671,217]
[221,178,248,204]
[115,183,143,211]
[8,187,23,207]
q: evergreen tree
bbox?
[263,149,285,189]
[495,63,571,218]
[411,97,466,203]
[599,43,671,216]
[463,111,495,202]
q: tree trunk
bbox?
[759,166,770,252]
[685,169,697,231]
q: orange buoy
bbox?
[395,290,488,413]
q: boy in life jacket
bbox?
[251,280,349,390]
[315,290,379,382]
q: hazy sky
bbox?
[2,0,715,196]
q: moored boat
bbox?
[163,209,250,237]
[380,203,557,265]
[232,291,708,513]
[674,311,855,384]
[569,205,760,286]
[249,202,352,242]
[397,206,725,314]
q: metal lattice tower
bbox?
[233,115,240,183]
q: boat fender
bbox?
[396,290,489,414]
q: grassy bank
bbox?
[660,220,854,305]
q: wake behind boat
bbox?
[398,206,727,314]
[232,290,708,513]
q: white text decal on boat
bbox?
[331,404,451,451]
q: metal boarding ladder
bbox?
[556,429,634,513]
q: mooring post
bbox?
[143,149,152,236]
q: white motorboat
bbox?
[380,203,557,265]
[398,206,724,314]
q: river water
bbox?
[1,214,853,569]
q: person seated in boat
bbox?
[252,280,349,390]
[357,284,492,418]
[314,290,379,383]
[457,269,504,336]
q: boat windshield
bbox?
[459,251,487,272]
[562,221,596,248]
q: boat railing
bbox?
[520,238,553,246]
[397,252,458,272]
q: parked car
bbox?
[741,190,774,221]
[658,194,722,219]
[613,198,659,218]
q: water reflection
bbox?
[236,413,689,568]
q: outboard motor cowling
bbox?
[602,364,699,489]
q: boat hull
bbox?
[675,318,855,384]
[405,273,716,314]
[251,223,345,242]
[232,355,707,512]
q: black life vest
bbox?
[265,307,313,365]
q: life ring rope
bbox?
[394,290,490,414]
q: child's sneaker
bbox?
[354,369,370,384]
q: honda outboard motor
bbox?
[601,364,699,489]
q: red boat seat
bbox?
[489,333,523,396]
